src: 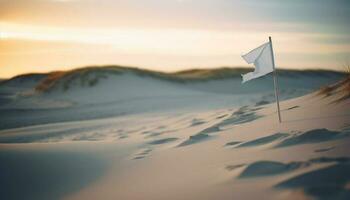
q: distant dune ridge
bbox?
[0,66,347,129]
[0,66,345,93]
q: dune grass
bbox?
[35,71,66,92]
[318,75,350,101]
[0,73,47,87]
[0,65,344,93]
[34,66,252,92]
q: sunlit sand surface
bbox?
[0,67,349,200]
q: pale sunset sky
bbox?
[0,0,349,78]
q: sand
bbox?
[0,68,349,200]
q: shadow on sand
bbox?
[177,133,211,147]
[275,162,350,200]
[0,147,110,200]
[238,161,304,178]
[234,133,289,148]
[227,129,348,149]
[275,129,348,148]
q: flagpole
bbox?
[269,36,282,123]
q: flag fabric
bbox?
[241,41,274,83]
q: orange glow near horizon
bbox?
[0,0,349,78]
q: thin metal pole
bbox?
[269,36,282,123]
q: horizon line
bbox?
[1,65,347,80]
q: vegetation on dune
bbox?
[318,63,350,101]
[35,66,124,92]
[0,65,344,93]
[35,71,66,92]
[0,73,47,87]
[318,85,334,97]
[342,77,350,100]
[340,64,350,101]
[34,66,251,92]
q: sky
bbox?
[0,0,350,78]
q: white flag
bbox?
[241,41,274,83]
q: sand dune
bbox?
[0,67,349,200]
[0,66,345,129]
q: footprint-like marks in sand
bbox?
[177,106,262,148]
[190,118,206,127]
[227,129,349,149]
[177,124,222,147]
[275,158,350,200]
[275,129,348,148]
[232,157,350,179]
[145,132,163,138]
[216,114,228,119]
[225,141,242,147]
[177,133,210,147]
[148,138,178,145]
[133,148,153,160]
[238,161,305,178]
[287,105,300,110]
[132,138,178,160]
[200,125,221,134]
[226,164,246,171]
[309,157,350,163]
[117,132,128,140]
[217,106,261,128]
[234,133,290,148]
